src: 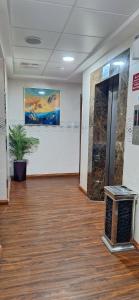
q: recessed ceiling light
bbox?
[113,61,125,66]
[25,36,41,45]
[63,56,74,62]
[38,90,45,95]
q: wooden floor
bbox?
[0,177,139,299]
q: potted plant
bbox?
[9,125,39,181]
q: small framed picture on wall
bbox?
[24,87,60,125]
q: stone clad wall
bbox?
[87,49,130,200]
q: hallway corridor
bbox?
[0,177,139,299]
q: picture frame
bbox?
[24,87,60,126]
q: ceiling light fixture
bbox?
[63,56,74,62]
[113,61,125,66]
[25,36,41,45]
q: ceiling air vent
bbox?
[20,62,40,68]
[25,36,41,45]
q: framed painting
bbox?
[24,88,60,125]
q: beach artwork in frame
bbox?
[24,88,60,125]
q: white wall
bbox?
[80,71,90,191]
[123,58,139,243]
[8,78,81,175]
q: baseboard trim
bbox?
[79,185,87,196]
[133,239,139,250]
[0,199,9,205]
[27,173,79,179]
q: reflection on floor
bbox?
[0,177,139,299]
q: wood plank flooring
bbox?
[0,177,139,299]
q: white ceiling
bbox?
[2,0,139,82]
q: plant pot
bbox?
[14,160,27,182]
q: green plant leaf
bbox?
[9,125,39,160]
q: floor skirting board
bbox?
[0,199,9,205]
[27,173,79,179]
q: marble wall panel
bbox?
[87,49,130,200]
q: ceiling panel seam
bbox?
[41,0,78,76]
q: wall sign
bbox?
[102,64,110,80]
[132,73,139,91]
